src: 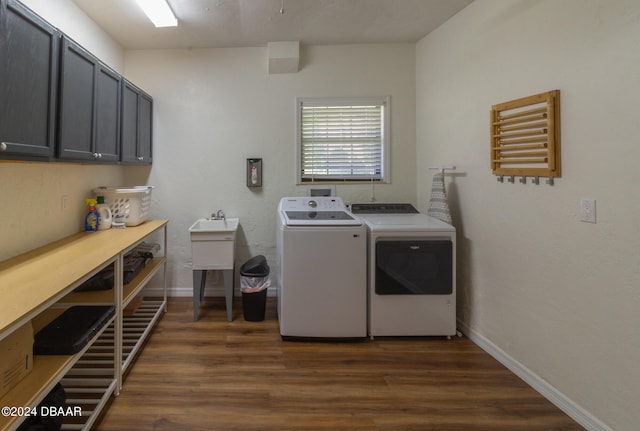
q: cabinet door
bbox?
[121,80,153,164]
[120,82,139,163]
[137,91,153,164]
[0,0,58,159]
[94,64,121,162]
[58,37,97,161]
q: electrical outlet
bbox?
[61,195,69,213]
[580,198,596,223]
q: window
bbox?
[296,96,390,183]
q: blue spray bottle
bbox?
[85,198,99,232]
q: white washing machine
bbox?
[277,197,367,339]
[351,203,456,338]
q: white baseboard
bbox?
[457,319,612,431]
[142,286,277,298]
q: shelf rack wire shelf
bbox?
[0,220,168,431]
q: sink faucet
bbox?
[210,210,225,220]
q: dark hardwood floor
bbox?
[95,297,583,430]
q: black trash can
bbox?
[240,255,270,321]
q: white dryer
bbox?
[351,203,456,338]
[276,197,367,339]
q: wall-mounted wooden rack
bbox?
[491,90,561,179]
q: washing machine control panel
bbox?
[280,197,346,211]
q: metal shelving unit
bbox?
[0,220,168,431]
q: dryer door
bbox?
[375,240,452,295]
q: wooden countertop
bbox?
[0,220,168,334]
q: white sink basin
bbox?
[188,218,239,233]
[189,218,239,270]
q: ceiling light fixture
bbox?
[135,0,177,27]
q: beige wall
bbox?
[416,1,640,430]
[0,163,124,261]
[123,44,417,295]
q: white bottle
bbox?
[96,196,112,230]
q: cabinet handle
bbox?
[0,142,7,152]
[92,152,103,159]
[137,156,144,161]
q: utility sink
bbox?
[189,218,239,270]
[189,217,239,322]
[189,218,239,233]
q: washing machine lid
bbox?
[279,197,362,226]
[284,210,360,226]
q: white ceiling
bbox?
[71,0,473,50]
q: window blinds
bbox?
[299,100,384,181]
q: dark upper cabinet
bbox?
[137,91,153,163]
[95,65,121,162]
[58,36,120,162]
[1,0,149,165]
[121,80,153,164]
[0,0,59,160]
